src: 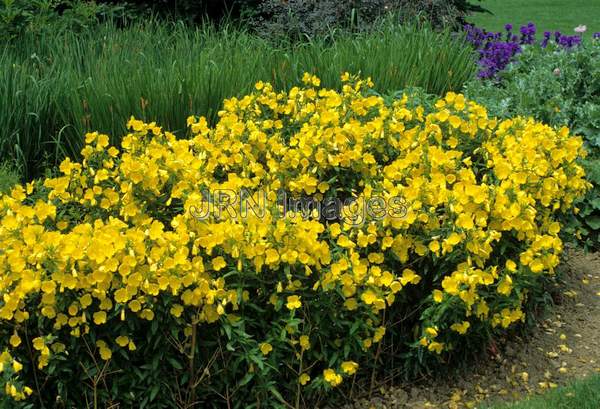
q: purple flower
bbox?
[519,22,536,45]
[476,41,522,79]
[464,21,583,80]
[593,32,600,40]
[541,31,551,48]
[557,33,582,48]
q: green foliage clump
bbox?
[245,0,488,40]
[465,39,600,251]
[0,0,137,41]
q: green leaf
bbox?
[238,372,254,387]
[149,384,160,401]
[268,386,287,405]
[585,215,600,230]
[167,357,183,370]
[590,198,600,210]
[224,322,232,339]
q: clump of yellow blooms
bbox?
[0,73,588,403]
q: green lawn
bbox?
[484,375,600,409]
[470,0,600,35]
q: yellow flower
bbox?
[93,311,107,325]
[299,335,310,350]
[170,304,184,318]
[344,298,358,310]
[425,327,438,338]
[114,288,129,304]
[428,240,440,254]
[456,213,474,230]
[12,360,23,373]
[323,369,342,387]
[116,336,130,347]
[428,341,444,354]
[360,290,378,305]
[9,334,21,348]
[448,115,462,129]
[265,249,280,265]
[286,295,301,310]
[506,260,517,272]
[212,256,227,271]
[400,269,421,285]
[373,326,386,342]
[446,232,462,246]
[299,373,311,385]
[329,223,341,238]
[497,275,513,296]
[148,220,164,240]
[96,341,112,361]
[79,294,92,308]
[548,222,560,235]
[337,235,355,248]
[450,321,471,335]
[259,342,272,355]
[529,259,544,273]
[341,361,358,375]
[32,337,45,351]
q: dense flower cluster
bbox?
[465,23,585,79]
[0,74,589,405]
[464,37,600,251]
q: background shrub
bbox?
[236,0,488,40]
[90,0,489,34]
[0,0,138,41]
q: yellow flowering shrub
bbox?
[0,73,588,407]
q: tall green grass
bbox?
[0,163,19,194]
[0,21,476,179]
